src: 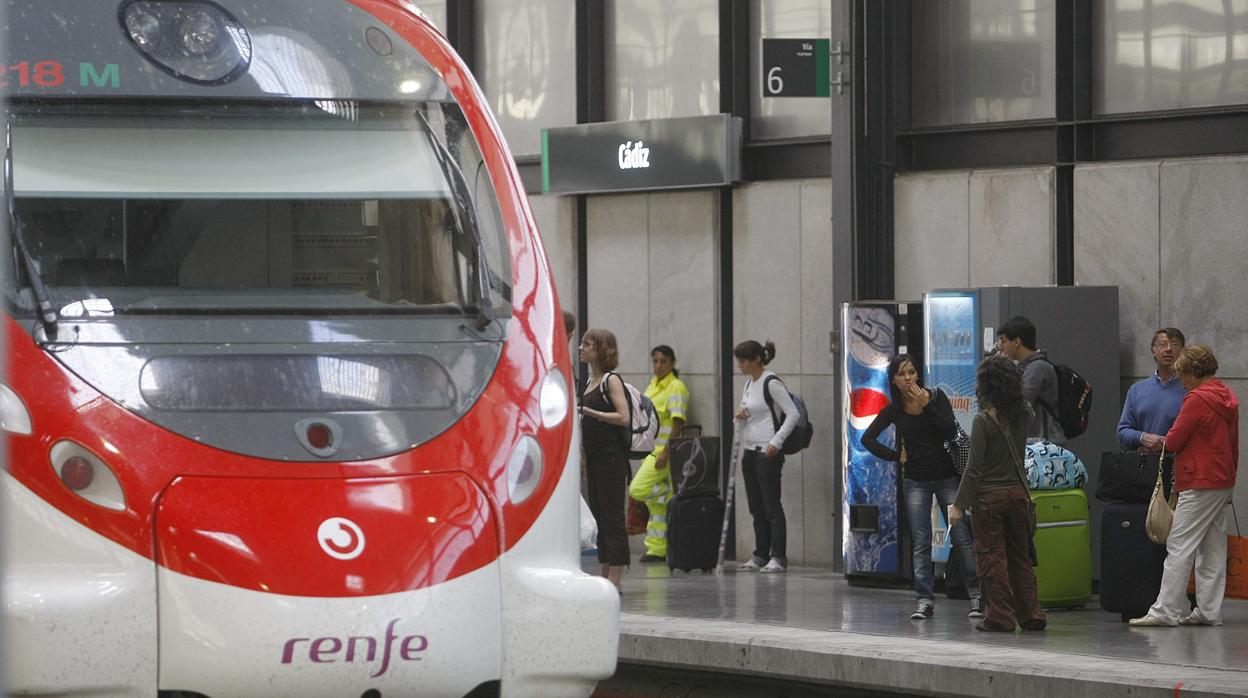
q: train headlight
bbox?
[539,370,569,428]
[506,436,543,504]
[120,0,252,85]
[0,383,32,435]
[50,441,127,511]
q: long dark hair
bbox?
[651,344,679,378]
[886,354,923,405]
[733,340,776,366]
[976,355,1025,427]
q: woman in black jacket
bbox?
[862,354,982,620]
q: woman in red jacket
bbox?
[1131,345,1239,627]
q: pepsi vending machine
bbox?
[841,302,923,585]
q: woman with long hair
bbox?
[732,340,800,573]
[1130,345,1239,627]
[862,354,982,620]
[628,345,691,563]
[577,329,632,591]
[949,355,1046,632]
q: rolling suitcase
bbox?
[1031,489,1092,608]
[1099,501,1166,621]
[667,487,724,572]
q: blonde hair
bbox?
[1174,344,1218,379]
[582,328,620,371]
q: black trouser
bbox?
[585,443,630,566]
[741,448,786,563]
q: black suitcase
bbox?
[667,488,724,572]
[1099,502,1167,621]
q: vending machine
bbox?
[923,286,1120,578]
[841,301,923,585]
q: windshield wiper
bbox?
[4,121,58,340]
[413,111,496,331]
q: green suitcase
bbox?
[1031,489,1092,608]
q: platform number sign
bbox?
[762,39,830,97]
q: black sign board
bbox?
[762,38,830,97]
[541,115,742,195]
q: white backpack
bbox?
[602,372,659,459]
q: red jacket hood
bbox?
[1190,379,1239,423]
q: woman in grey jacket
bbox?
[949,355,1046,632]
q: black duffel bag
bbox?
[1096,450,1174,503]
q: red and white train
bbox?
[2,1,618,696]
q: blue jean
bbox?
[904,476,980,602]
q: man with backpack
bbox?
[996,316,1066,445]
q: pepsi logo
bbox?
[848,388,890,430]
[317,517,365,560]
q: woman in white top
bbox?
[732,340,800,573]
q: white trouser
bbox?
[1148,487,1234,624]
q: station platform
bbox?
[603,561,1248,697]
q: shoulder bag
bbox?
[1144,442,1177,545]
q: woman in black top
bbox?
[578,328,631,592]
[862,354,982,620]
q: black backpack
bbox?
[1040,358,1093,439]
[761,375,815,455]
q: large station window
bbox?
[750,0,833,140]
[476,0,576,156]
[911,0,1056,127]
[605,0,720,122]
[1094,0,1248,114]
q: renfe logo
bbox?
[618,140,650,169]
[317,517,365,560]
[282,618,428,678]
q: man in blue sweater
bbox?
[1117,327,1186,451]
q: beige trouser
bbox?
[1147,487,1233,624]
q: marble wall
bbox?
[896,157,1248,543]
[732,180,837,567]
[894,167,1056,300]
[1074,155,1248,523]
[585,189,721,435]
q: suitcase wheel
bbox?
[701,567,714,573]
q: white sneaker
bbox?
[1128,615,1176,627]
[759,558,786,573]
[736,558,761,571]
[1180,614,1223,626]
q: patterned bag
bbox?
[945,422,971,476]
[1024,441,1088,490]
[626,496,648,536]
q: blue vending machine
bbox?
[922,291,982,569]
[841,301,923,586]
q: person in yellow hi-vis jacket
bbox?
[629,345,690,562]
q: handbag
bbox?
[626,496,648,536]
[1144,443,1177,545]
[945,423,970,476]
[1096,449,1174,503]
[937,390,970,475]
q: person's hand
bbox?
[907,384,930,408]
[899,446,908,464]
[948,505,964,529]
[1140,433,1164,452]
[735,408,749,420]
[765,445,779,458]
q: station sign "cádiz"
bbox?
[543,115,742,195]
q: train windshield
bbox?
[4,100,512,319]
